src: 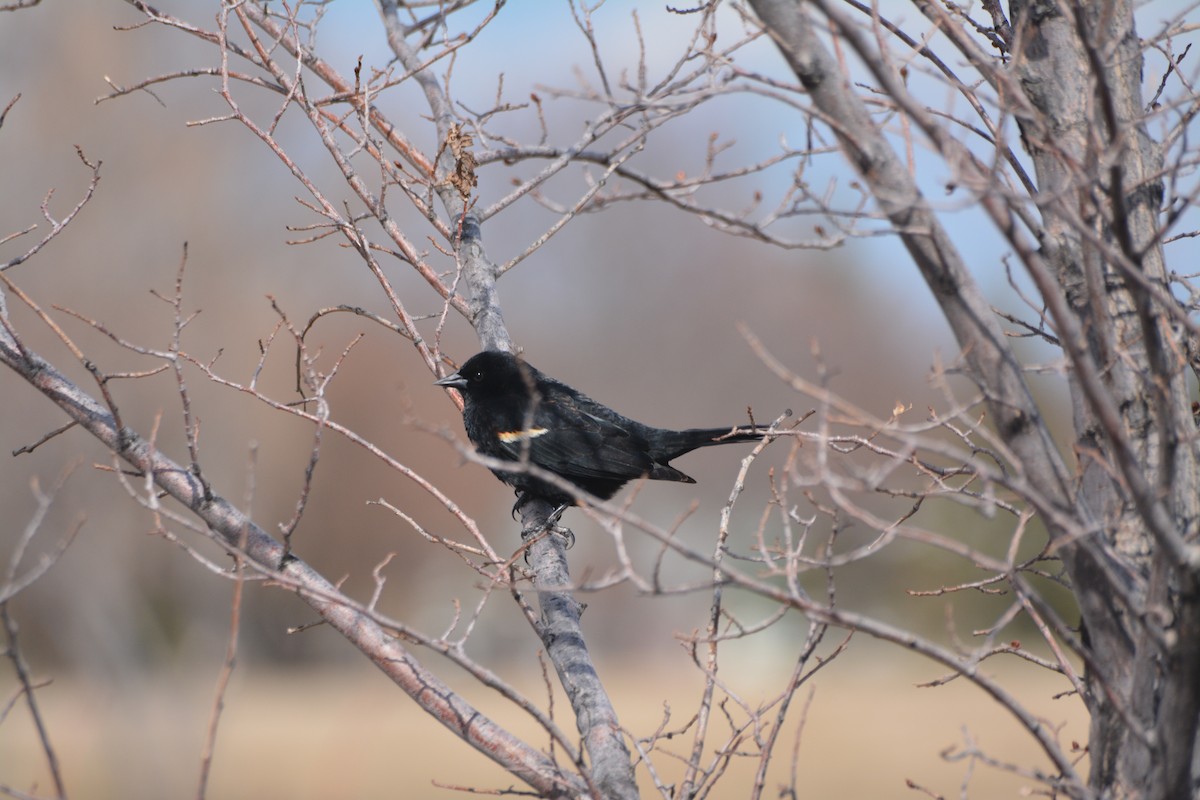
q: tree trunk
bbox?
[1008,2,1200,796]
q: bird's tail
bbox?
[654,425,770,462]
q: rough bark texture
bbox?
[1008,3,1200,796]
[521,499,640,800]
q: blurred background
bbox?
[6,0,1183,796]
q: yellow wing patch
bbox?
[497,427,550,443]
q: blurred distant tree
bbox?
[1,1,1198,799]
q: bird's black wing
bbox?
[492,389,655,482]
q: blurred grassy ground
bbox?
[2,648,1087,799]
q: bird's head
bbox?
[435,350,535,400]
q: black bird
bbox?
[436,350,770,511]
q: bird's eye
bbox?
[469,370,483,383]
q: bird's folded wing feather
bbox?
[495,402,653,480]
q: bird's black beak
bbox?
[435,371,467,390]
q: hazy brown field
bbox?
[2,650,1087,799]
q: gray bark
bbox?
[521,499,641,800]
[1008,2,1200,796]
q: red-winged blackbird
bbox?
[436,350,770,510]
